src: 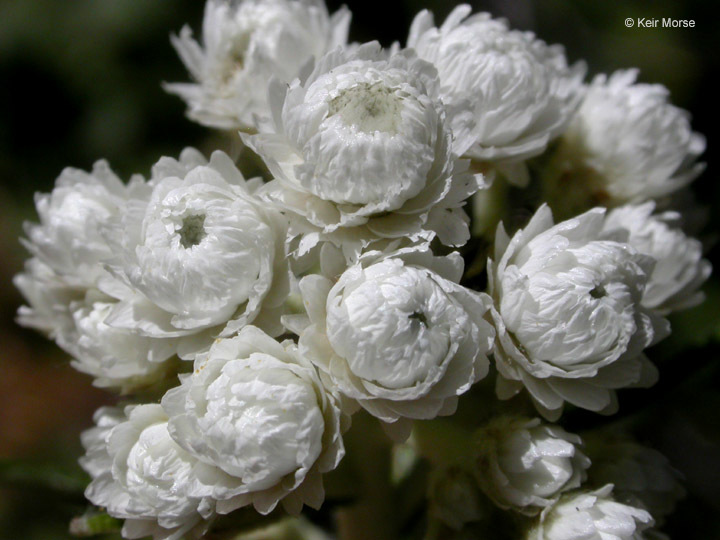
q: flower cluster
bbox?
[15,1,708,539]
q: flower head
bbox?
[103,149,289,339]
[81,405,212,540]
[603,202,711,314]
[553,70,705,206]
[528,485,654,540]
[408,5,584,164]
[166,0,351,130]
[475,417,590,514]
[488,205,669,420]
[243,42,484,258]
[161,326,347,515]
[297,246,494,430]
[21,160,134,288]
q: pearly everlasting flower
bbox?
[488,205,669,420]
[166,0,351,130]
[603,202,711,314]
[585,437,685,526]
[58,293,178,392]
[528,485,654,540]
[161,325,347,515]
[552,70,705,206]
[21,159,135,288]
[242,42,485,258]
[408,5,584,167]
[103,149,289,340]
[81,405,213,540]
[295,246,494,431]
[475,417,590,514]
[15,256,177,392]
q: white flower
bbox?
[242,42,484,259]
[408,5,584,165]
[161,325,347,515]
[603,202,711,314]
[80,405,212,540]
[528,485,654,540]
[555,70,705,205]
[103,149,289,339]
[58,293,178,392]
[488,205,669,420]
[21,160,134,288]
[15,259,178,392]
[166,0,351,130]
[15,254,177,392]
[475,417,590,514]
[296,246,494,431]
[585,437,685,526]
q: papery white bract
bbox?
[166,0,351,130]
[14,257,81,338]
[603,202,711,314]
[103,149,289,340]
[242,42,485,259]
[161,325,347,515]
[408,5,584,169]
[81,405,213,540]
[528,485,654,540]
[296,246,494,434]
[60,294,177,392]
[475,417,590,514]
[488,205,669,420]
[551,70,705,206]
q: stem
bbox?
[335,412,396,540]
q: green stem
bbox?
[335,412,396,540]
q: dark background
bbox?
[1,1,718,538]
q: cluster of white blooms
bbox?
[15,1,709,539]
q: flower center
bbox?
[328,82,402,133]
[590,284,607,299]
[178,214,207,248]
[409,311,429,327]
[220,33,250,85]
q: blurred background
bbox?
[0,0,718,538]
